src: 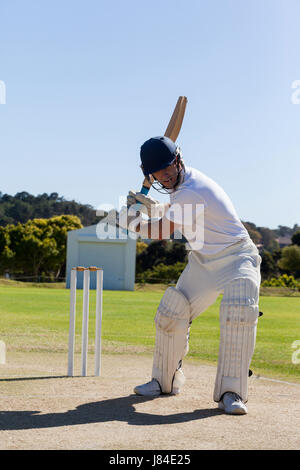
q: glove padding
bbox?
[127,190,167,218]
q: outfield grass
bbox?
[0,283,299,383]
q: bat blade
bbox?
[140,96,188,194]
[164,96,187,142]
[111,97,188,230]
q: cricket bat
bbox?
[139,95,188,196]
[103,96,188,228]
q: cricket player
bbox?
[119,136,262,415]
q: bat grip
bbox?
[140,185,150,195]
[133,185,149,209]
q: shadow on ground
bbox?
[0,393,221,430]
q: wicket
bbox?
[68,266,103,377]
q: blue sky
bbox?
[0,0,299,229]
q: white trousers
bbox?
[176,238,261,320]
[176,237,261,401]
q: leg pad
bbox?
[213,278,259,402]
[152,287,190,393]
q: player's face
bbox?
[152,161,179,189]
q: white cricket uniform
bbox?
[163,167,261,317]
[165,166,249,255]
[151,166,262,401]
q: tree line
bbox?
[136,232,300,285]
[0,191,104,227]
[0,215,82,280]
[0,191,299,284]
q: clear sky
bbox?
[0,0,299,229]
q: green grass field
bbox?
[0,282,299,383]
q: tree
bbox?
[260,250,279,280]
[136,240,168,273]
[277,245,300,278]
[243,222,262,245]
[6,200,34,223]
[136,240,188,276]
[137,262,187,283]
[7,221,58,276]
[14,191,34,202]
[0,215,82,278]
[165,241,187,265]
[262,274,300,290]
[0,191,103,227]
[291,231,300,247]
[276,225,294,237]
[258,227,277,251]
[136,240,148,255]
[44,215,83,277]
[0,226,14,271]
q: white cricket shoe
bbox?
[218,392,248,415]
[134,369,186,397]
[134,379,161,397]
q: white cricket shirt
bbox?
[164,166,249,254]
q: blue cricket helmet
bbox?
[140,136,178,176]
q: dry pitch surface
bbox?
[0,352,299,450]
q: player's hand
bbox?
[127,190,165,218]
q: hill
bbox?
[0,191,105,227]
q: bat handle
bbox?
[140,185,150,196]
[134,185,149,209]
